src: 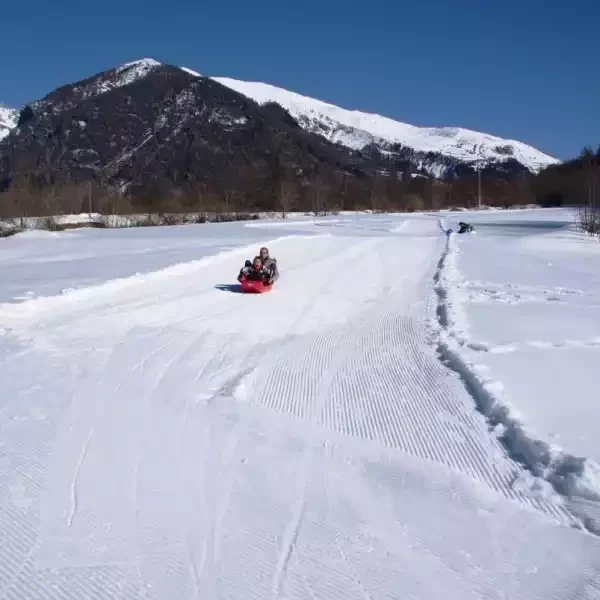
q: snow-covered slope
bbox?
[213,77,559,174]
[0,105,18,141]
[0,212,598,599]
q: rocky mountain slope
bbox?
[0,58,560,207]
[0,60,370,205]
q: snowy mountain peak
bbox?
[115,58,162,82]
[212,77,559,174]
[29,58,165,116]
[0,105,18,141]
[118,57,161,71]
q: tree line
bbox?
[1,146,598,220]
[532,146,600,208]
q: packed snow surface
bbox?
[0,211,599,599]
[212,77,559,172]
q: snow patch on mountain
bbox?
[180,66,202,77]
[78,57,162,100]
[212,77,559,173]
[114,58,162,86]
[0,105,18,141]
[31,58,163,115]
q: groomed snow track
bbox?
[0,216,599,600]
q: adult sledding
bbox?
[237,246,279,293]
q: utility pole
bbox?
[477,162,482,209]
[589,165,596,209]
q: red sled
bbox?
[239,277,273,294]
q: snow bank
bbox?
[1,213,106,233]
[3,207,559,238]
[7,230,64,240]
[433,223,600,510]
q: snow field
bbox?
[0,212,599,599]
[436,209,600,531]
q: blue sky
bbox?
[1,0,597,159]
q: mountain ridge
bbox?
[211,76,559,176]
[0,60,373,209]
[1,57,559,179]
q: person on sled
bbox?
[458,221,474,234]
[238,256,271,283]
[258,246,279,282]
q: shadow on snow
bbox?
[214,283,244,294]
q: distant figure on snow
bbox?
[458,221,474,234]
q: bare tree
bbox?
[279,177,298,216]
[369,174,387,212]
[309,173,330,216]
[581,147,596,208]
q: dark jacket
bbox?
[238,265,269,282]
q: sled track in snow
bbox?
[1,222,597,599]
[241,235,573,524]
[432,227,591,532]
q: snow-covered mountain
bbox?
[0,59,164,143]
[0,58,559,178]
[212,77,559,176]
[0,105,18,142]
[0,59,369,201]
